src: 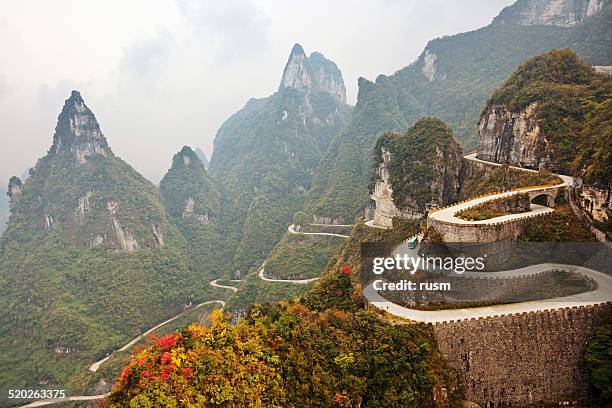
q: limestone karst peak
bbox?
[173,146,205,171]
[279,43,311,91]
[50,90,111,164]
[289,42,306,58]
[493,0,608,27]
[279,43,347,103]
[308,51,347,103]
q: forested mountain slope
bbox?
[209,44,352,276]
[0,91,197,397]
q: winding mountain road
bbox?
[364,154,610,323]
[428,153,573,225]
[364,261,612,323]
[255,223,352,284]
[209,279,239,293]
[258,264,320,284]
[288,224,349,238]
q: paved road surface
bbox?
[258,265,320,284]
[364,155,610,322]
[210,279,239,293]
[364,261,612,323]
[288,224,349,238]
[429,153,573,225]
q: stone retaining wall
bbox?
[433,303,611,407]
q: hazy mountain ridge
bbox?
[209,44,352,276]
[493,0,609,27]
[303,1,611,223]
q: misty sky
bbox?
[0,0,515,184]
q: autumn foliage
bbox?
[109,305,460,407]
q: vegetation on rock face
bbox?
[372,117,462,212]
[159,146,227,282]
[160,146,220,221]
[485,49,611,185]
[0,184,7,234]
[265,234,342,279]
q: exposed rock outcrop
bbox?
[161,146,219,227]
[493,0,609,27]
[75,192,92,223]
[107,200,139,252]
[477,103,552,170]
[421,50,436,82]
[370,118,462,227]
[7,176,22,210]
[50,90,111,164]
[182,197,210,223]
[279,43,347,104]
[574,179,611,223]
[371,147,422,227]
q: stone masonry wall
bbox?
[433,303,611,407]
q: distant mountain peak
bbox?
[280,43,311,91]
[173,146,205,171]
[494,0,608,27]
[50,90,111,164]
[279,43,347,103]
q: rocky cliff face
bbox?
[50,90,111,164]
[279,44,346,104]
[371,118,462,227]
[476,50,611,236]
[574,179,611,224]
[371,147,421,227]
[477,102,553,170]
[160,146,220,224]
[160,146,226,280]
[477,49,609,176]
[494,0,609,27]
[0,92,193,395]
